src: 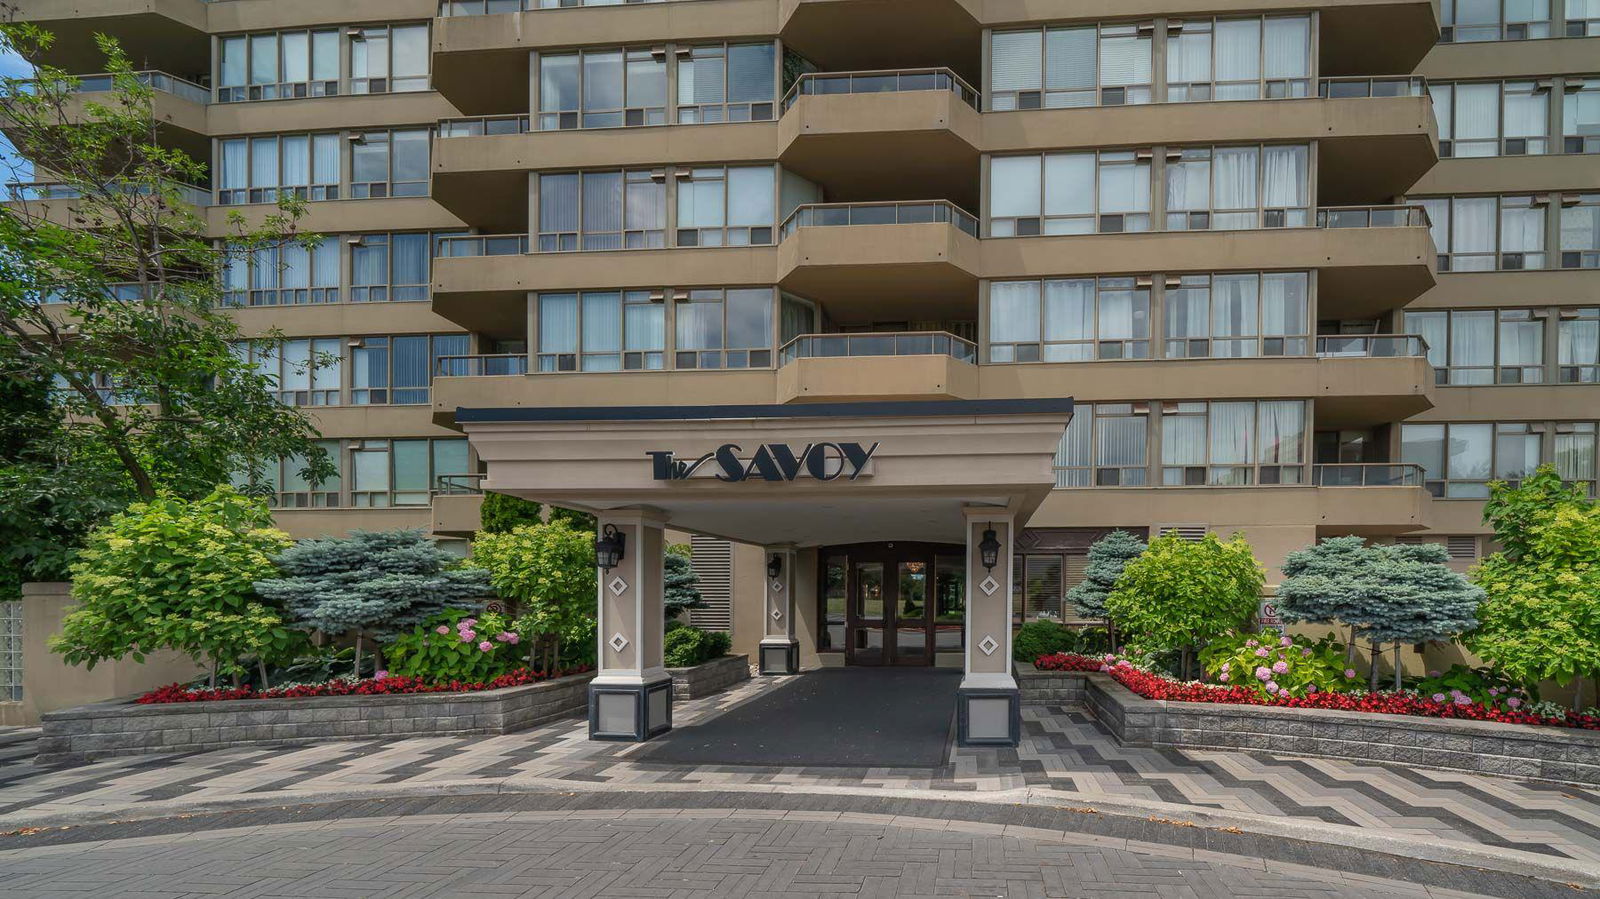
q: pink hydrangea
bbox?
[478,641,493,652]
[374,670,389,680]
[1265,682,1280,694]
[1432,693,1447,703]
[507,633,520,645]
[459,630,477,642]
[1453,695,1472,706]
[1301,649,1312,658]
[1507,697,1522,709]
[1343,669,1357,679]
[436,625,450,635]
[1254,648,1269,658]
[1245,639,1259,648]
[495,632,511,642]
[1279,636,1293,647]
[1271,660,1289,674]
[461,618,477,628]
[1255,666,1271,681]
[1307,685,1318,693]
[1219,672,1230,682]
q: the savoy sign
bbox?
[649,442,879,482]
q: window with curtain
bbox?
[538,47,667,130]
[989,150,1152,236]
[1559,308,1600,382]
[1165,144,1309,230]
[240,338,342,406]
[1561,193,1600,268]
[215,133,340,205]
[674,287,774,369]
[677,42,776,123]
[1161,400,1306,486]
[537,169,665,252]
[1166,15,1311,102]
[989,277,1150,362]
[1402,308,1546,384]
[350,334,468,405]
[1054,402,1150,487]
[270,439,341,508]
[1571,0,1600,35]
[350,232,456,301]
[1431,81,1550,157]
[1417,194,1548,271]
[216,29,340,102]
[221,237,340,306]
[350,129,430,198]
[988,22,1153,110]
[676,165,776,246]
[1440,0,1552,41]
[1402,422,1493,497]
[350,24,431,94]
[350,438,469,507]
[1554,424,1598,487]
[535,290,665,372]
[780,293,819,345]
[1565,81,1600,152]
[1164,271,1308,358]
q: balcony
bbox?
[776,330,978,402]
[777,201,981,316]
[5,179,212,229]
[13,0,208,75]
[436,354,530,378]
[20,70,211,161]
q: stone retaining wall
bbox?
[36,672,596,766]
[1014,666,1086,706]
[669,654,750,700]
[1018,665,1600,786]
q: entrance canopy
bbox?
[457,398,1074,547]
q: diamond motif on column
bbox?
[770,580,785,593]
[608,576,628,596]
[979,576,999,596]
[770,607,783,621]
[979,635,999,656]
[608,632,630,653]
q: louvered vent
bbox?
[688,535,734,632]
[1157,524,1208,542]
[1446,536,1479,560]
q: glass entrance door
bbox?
[831,544,961,666]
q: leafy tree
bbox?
[548,506,597,532]
[1106,532,1264,679]
[253,530,490,677]
[473,521,596,673]
[51,486,294,688]
[1066,530,1146,647]
[1469,466,1600,710]
[478,492,543,534]
[0,28,332,561]
[664,542,703,619]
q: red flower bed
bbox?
[136,665,592,704]
[1037,653,1600,731]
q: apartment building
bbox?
[11,0,1595,744]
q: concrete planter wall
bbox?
[1018,665,1600,786]
[668,654,750,700]
[36,672,595,766]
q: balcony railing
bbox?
[1316,76,1429,99]
[436,354,530,377]
[439,0,678,14]
[780,200,980,241]
[1314,334,1430,358]
[438,115,530,137]
[435,473,487,495]
[6,180,211,207]
[779,331,977,367]
[435,234,529,257]
[16,70,211,105]
[782,68,980,112]
[1311,463,1426,487]
[1315,204,1431,229]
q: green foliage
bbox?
[1066,530,1146,621]
[1106,533,1265,657]
[548,506,597,532]
[52,487,293,681]
[386,608,523,684]
[472,522,596,672]
[1014,620,1077,662]
[1468,467,1600,706]
[1075,627,1111,655]
[664,544,703,617]
[664,626,732,668]
[1199,630,1360,698]
[477,493,544,534]
[1413,664,1528,711]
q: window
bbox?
[989,150,1152,235]
[351,334,469,405]
[269,439,341,508]
[1554,423,1598,484]
[1166,16,1312,102]
[1561,193,1600,268]
[216,133,340,204]
[1440,0,1551,41]
[677,42,776,123]
[1165,144,1310,230]
[0,599,20,702]
[1014,554,1065,620]
[539,48,667,129]
[1559,308,1600,382]
[217,29,339,102]
[674,287,773,369]
[1565,80,1600,152]
[1164,271,1309,357]
[1431,81,1551,157]
[538,169,666,252]
[1402,422,1540,497]
[1403,309,1545,384]
[350,129,430,198]
[222,237,340,306]
[1417,195,1548,271]
[350,24,431,94]
[238,338,342,405]
[1054,402,1150,486]
[989,22,1154,110]
[536,290,665,372]
[988,277,1150,361]
[676,165,775,246]
[351,438,470,507]
[352,233,457,302]
[1161,400,1307,485]
[1570,0,1600,36]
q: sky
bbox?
[0,45,34,181]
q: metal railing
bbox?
[436,354,530,377]
[6,180,211,207]
[17,70,211,105]
[438,115,531,137]
[1316,204,1431,229]
[779,331,977,366]
[1317,75,1429,99]
[1314,334,1430,358]
[782,68,980,112]
[1311,463,1426,487]
[439,0,680,14]
[434,473,487,495]
[434,234,529,257]
[780,200,980,240]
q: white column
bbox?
[958,507,1021,745]
[758,546,798,674]
[589,510,672,741]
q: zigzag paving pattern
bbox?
[1,677,1597,869]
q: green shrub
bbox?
[663,626,730,667]
[1075,627,1111,655]
[386,608,523,684]
[477,493,543,534]
[1014,620,1076,662]
[1198,630,1359,697]
[1413,664,1529,711]
[472,521,595,673]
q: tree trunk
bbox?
[1346,628,1359,666]
[372,645,384,676]
[257,657,270,691]
[552,636,562,674]
[1369,640,1382,691]
[1107,620,1117,655]
[1393,643,1403,691]
[208,658,217,691]
[353,633,363,680]
[1575,675,1588,713]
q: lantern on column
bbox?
[767,554,783,578]
[978,526,1001,572]
[594,524,626,571]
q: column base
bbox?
[757,639,800,675]
[956,685,1021,747]
[588,676,673,742]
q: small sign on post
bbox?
[1257,596,1283,635]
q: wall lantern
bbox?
[978,526,1001,571]
[767,554,783,579]
[595,524,626,571]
